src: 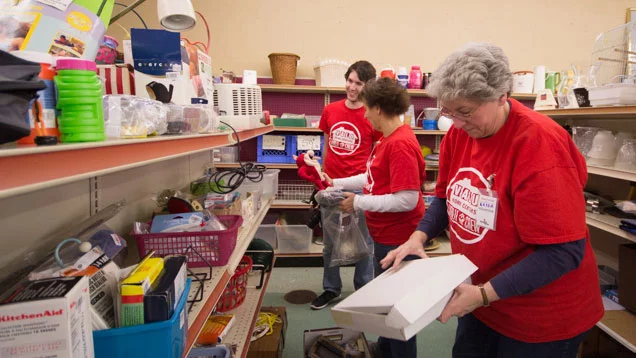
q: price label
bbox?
[262,135,286,150]
[38,0,73,11]
[297,135,321,151]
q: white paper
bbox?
[262,135,286,150]
[297,135,321,151]
[38,0,73,11]
[602,296,625,311]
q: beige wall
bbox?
[109,0,634,79]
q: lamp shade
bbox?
[157,0,196,32]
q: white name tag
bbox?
[476,189,498,231]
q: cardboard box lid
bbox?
[333,254,477,329]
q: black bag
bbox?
[0,50,46,144]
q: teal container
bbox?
[55,58,105,142]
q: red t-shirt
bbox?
[436,98,603,342]
[319,100,383,178]
[364,125,426,246]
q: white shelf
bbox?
[585,212,636,244]
[222,271,273,358]
[183,198,273,357]
[587,165,636,181]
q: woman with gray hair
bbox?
[381,43,603,357]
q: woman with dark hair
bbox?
[325,77,427,357]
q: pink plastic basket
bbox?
[132,215,243,268]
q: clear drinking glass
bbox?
[572,126,600,159]
[615,139,636,171]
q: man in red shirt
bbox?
[311,61,382,310]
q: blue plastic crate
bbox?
[292,135,325,164]
[257,134,295,164]
[93,279,192,358]
[188,345,231,358]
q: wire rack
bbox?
[276,180,314,202]
[592,21,636,86]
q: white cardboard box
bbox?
[0,276,94,358]
[331,254,477,341]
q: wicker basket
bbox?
[268,53,300,85]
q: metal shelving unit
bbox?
[184,199,273,357]
[0,126,273,199]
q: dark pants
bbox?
[374,242,419,358]
[453,313,590,358]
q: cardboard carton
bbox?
[331,254,477,341]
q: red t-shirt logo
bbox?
[447,168,492,244]
[329,122,362,156]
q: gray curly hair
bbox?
[428,43,513,103]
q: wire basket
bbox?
[215,255,253,312]
[132,215,243,268]
[591,21,636,86]
[277,180,314,202]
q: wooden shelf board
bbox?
[586,212,636,244]
[260,84,534,100]
[538,106,636,119]
[598,309,636,353]
[0,126,273,200]
[271,200,312,209]
[183,199,273,357]
[272,126,322,133]
[215,163,298,170]
[587,165,636,181]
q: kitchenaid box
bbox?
[331,254,477,341]
[0,276,94,358]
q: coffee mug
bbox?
[545,71,561,92]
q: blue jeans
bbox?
[453,313,590,358]
[374,242,418,358]
[321,198,374,294]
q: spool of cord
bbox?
[247,238,274,272]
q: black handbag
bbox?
[0,50,46,144]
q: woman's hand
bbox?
[322,172,333,186]
[339,192,355,212]
[380,231,429,269]
[438,282,499,323]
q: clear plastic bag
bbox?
[103,95,167,138]
[316,190,370,267]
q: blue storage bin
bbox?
[291,135,324,164]
[257,134,295,164]
[93,279,192,358]
[188,345,231,358]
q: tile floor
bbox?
[260,266,458,357]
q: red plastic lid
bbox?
[56,58,97,72]
[411,66,421,70]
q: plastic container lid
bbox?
[411,65,421,70]
[397,66,408,75]
[11,51,55,65]
[56,58,97,72]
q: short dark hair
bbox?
[345,60,376,83]
[360,78,411,116]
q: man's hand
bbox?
[339,192,355,212]
[380,231,429,269]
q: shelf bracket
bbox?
[89,176,101,215]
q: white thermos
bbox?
[533,65,546,93]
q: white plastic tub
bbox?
[588,83,636,106]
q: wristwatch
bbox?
[478,284,490,307]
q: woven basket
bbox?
[268,53,300,85]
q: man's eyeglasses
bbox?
[439,103,482,121]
